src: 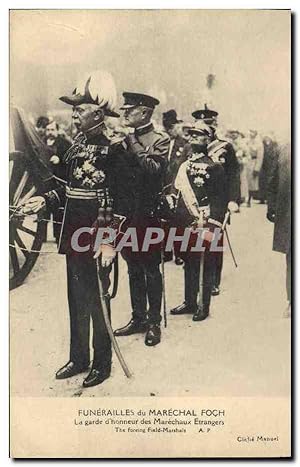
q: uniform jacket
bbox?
[174,146,227,228]
[267,142,291,254]
[207,137,240,204]
[114,122,170,222]
[44,132,119,255]
[44,125,170,254]
[165,135,190,188]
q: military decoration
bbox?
[187,153,210,188]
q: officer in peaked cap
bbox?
[22,70,123,388]
[162,109,190,187]
[113,91,170,347]
[182,122,194,141]
[170,122,227,321]
[120,92,160,110]
[192,105,240,296]
[162,109,190,266]
[192,104,219,127]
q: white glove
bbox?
[166,194,176,211]
[94,243,116,268]
[50,155,60,165]
[227,201,239,213]
[21,196,46,215]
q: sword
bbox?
[96,258,132,378]
[109,253,119,300]
[197,211,205,311]
[161,246,167,328]
[224,228,238,268]
[160,220,167,328]
[222,211,238,268]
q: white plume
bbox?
[75,70,117,111]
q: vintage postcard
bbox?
[9,9,291,458]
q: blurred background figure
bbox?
[267,141,291,318]
[181,122,194,142]
[258,135,279,204]
[245,129,264,207]
[45,120,70,181]
[45,120,71,243]
[162,109,188,187]
[226,129,249,205]
[162,109,190,266]
[35,115,50,142]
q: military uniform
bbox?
[115,122,169,327]
[165,135,190,188]
[114,92,170,345]
[44,132,115,376]
[207,137,240,291]
[39,71,121,387]
[172,142,227,320]
[192,105,240,293]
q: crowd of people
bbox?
[35,108,280,212]
[21,69,290,389]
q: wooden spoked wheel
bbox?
[9,151,46,290]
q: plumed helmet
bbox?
[60,70,119,118]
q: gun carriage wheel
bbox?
[9,151,47,290]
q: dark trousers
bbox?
[211,250,223,288]
[66,254,112,369]
[286,248,291,303]
[121,251,162,325]
[183,251,215,311]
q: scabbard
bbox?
[96,258,132,378]
[222,211,238,268]
[197,211,205,310]
[109,254,119,299]
[160,244,167,328]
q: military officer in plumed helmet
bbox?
[192,104,240,296]
[22,71,123,388]
[113,92,170,347]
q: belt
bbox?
[66,186,106,200]
[197,205,223,228]
[198,205,223,228]
[207,218,223,228]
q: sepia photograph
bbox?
[9,8,291,458]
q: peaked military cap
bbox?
[162,109,183,129]
[192,103,218,122]
[187,121,213,137]
[120,92,160,110]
